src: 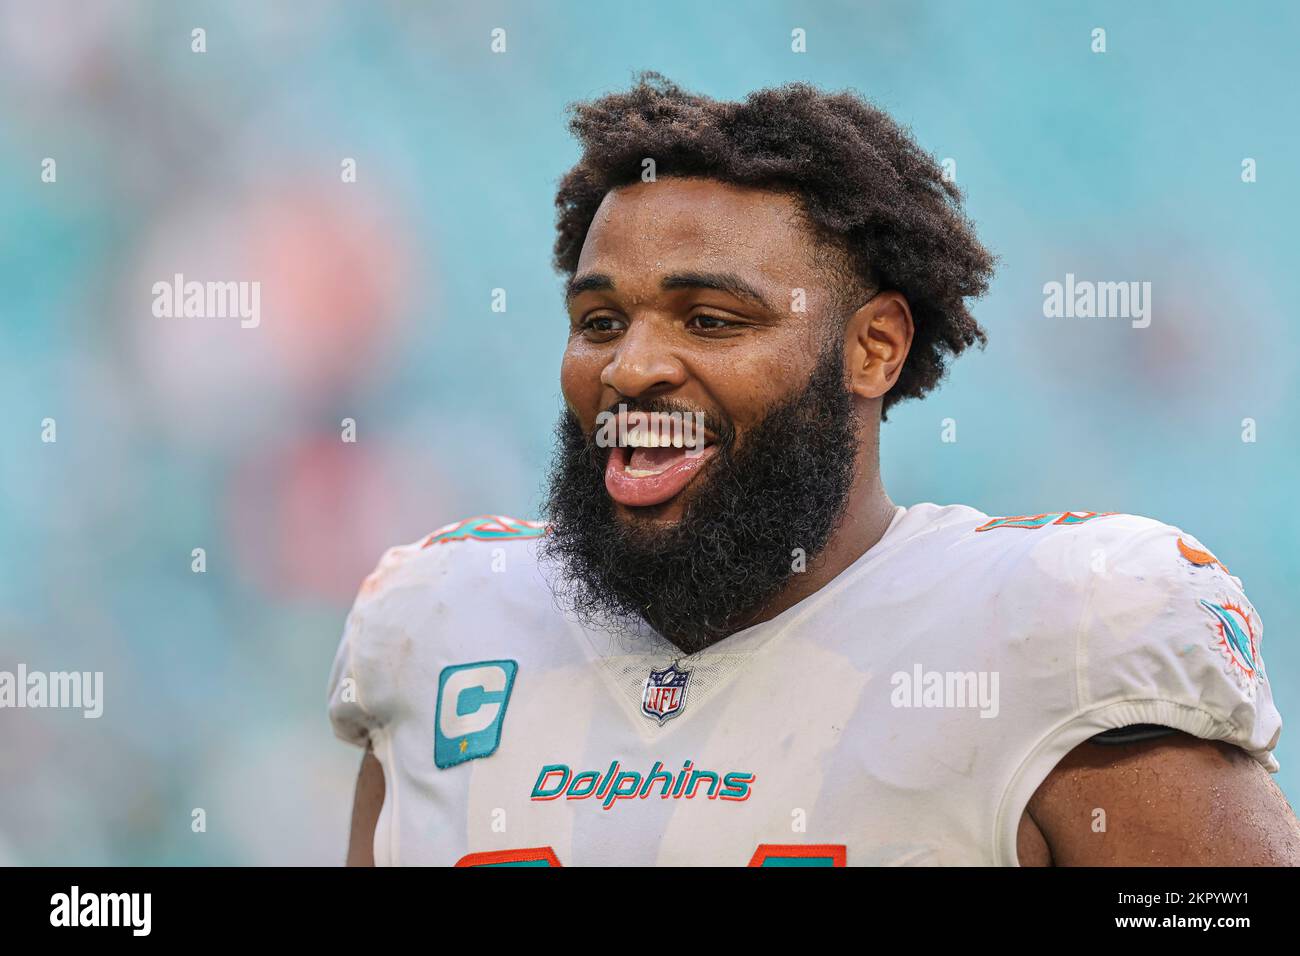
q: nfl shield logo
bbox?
[642,664,691,724]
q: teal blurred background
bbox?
[1,0,1295,864]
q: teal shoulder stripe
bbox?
[422,515,547,547]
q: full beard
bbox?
[539,340,862,655]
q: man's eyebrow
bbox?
[566,272,614,303]
[660,271,773,311]
[565,269,775,312]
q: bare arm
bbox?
[346,746,385,867]
[1019,730,1300,866]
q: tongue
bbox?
[628,446,685,473]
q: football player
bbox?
[330,74,1299,866]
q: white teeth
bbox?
[622,414,678,449]
[624,427,669,449]
[617,412,710,450]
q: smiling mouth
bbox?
[601,410,719,508]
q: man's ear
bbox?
[844,291,914,401]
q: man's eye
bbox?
[580,316,624,335]
[688,314,735,331]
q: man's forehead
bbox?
[577,178,809,281]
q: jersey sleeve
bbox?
[995,513,1282,865]
[1077,516,1281,770]
[326,540,424,748]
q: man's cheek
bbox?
[557,381,588,428]
[560,360,601,419]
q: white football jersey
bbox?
[327,504,1281,866]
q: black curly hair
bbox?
[553,72,995,419]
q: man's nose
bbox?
[600,319,686,399]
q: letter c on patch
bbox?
[434,660,518,768]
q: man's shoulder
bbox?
[902,505,1177,564]
[924,506,1192,574]
[959,508,1243,601]
[351,514,549,607]
[898,505,1224,621]
[961,508,1168,545]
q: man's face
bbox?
[560,177,843,520]
[545,177,863,650]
